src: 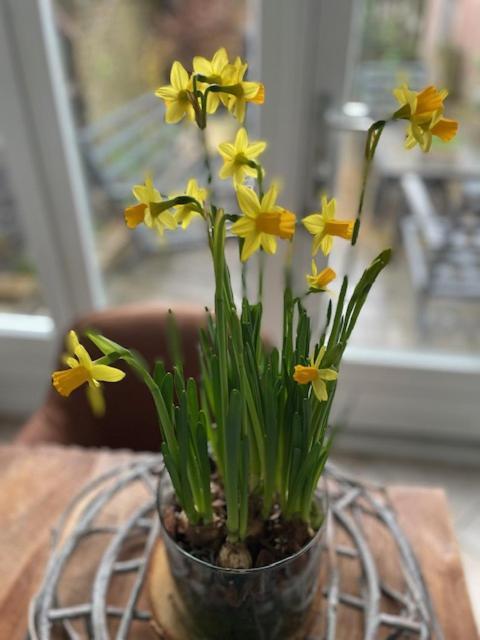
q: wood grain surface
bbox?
[0,445,477,639]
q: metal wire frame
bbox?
[28,457,443,639]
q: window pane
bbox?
[0,135,48,316]
[54,0,248,308]
[328,0,480,356]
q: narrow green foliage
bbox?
[80,88,395,543]
[224,389,243,541]
[166,309,184,375]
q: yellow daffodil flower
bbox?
[393,84,458,152]
[231,184,296,261]
[173,178,207,229]
[52,331,125,416]
[155,61,195,124]
[217,128,266,185]
[124,176,176,236]
[303,196,354,256]
[193,47,230,114]
[306,262,336,292]
[293,346,337,402]
[222,57,264,122]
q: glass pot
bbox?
[156,473,327,640]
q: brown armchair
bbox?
[15,303,207,452]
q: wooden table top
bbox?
[0,444,477,640]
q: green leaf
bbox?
[224,389,243,539]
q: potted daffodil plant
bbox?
[52,48,458,639]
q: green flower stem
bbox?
[257,250,265,302]
[87,333,181,471]
[199,129,213,188]
[352,119,386,245]
[212,209,229,455]
[238,437,250,540]
[150,196,203,217]
[229,308,265,483]
[241,259,248,299]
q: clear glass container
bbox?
[156,472,327,640]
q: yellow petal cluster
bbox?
[154,49,264,125]
[231,184,296,261]
[306,262,336,292]
[221,57,264,123]
[155,61,195,124]
[293,347,337,402]
[124,176,176,236]
[173,178,207,229]
[52,331,125,416]
[218,128,267,185]
[193,48,231,114]
[302,196,354,256]
[393,84,458,152]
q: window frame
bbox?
[0,0,104,414]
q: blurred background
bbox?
[0,0,479,618]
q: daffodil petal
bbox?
[325,197,336,219]
[317,368,338,381]
[217,142,235,159]
[233,98,246,123]
[132,185,148,203]
[155,86,178,100]
[261,184,278,212]
[311,234,323,256]
[159,211,178,230]
[246,141,267,158]
[314,346,327,368]
[232,165,250,185]
[320,235,333,256]
[231,216,255,236]
[212,47,228,73]
[165,101,187,124]
[236,184,260,217]
[312,378,328,402]
[90,364,126,382]
[206,92,220,114]
[193,56,211,76]
[235,127,248,150]
[86,384,106,417]
[74,344,93,368]
[170,61,189,91]
[303,214,324,235]
[260,233,277,254]
[66,330,80,355]
[219,162,235,179]
[241,233,261,261]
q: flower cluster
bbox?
[393,84,458,152]
[74,66,458,416]
[155,48,264,127]
[52,331,125,416]
[51,52,458,547]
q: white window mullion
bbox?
[0,0,105,416]
[1,0,104,329]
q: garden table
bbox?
[0,444,477,639]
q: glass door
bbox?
[53,0,250,309]
[307,0,480,455]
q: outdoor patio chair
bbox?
[400,172,480,329]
